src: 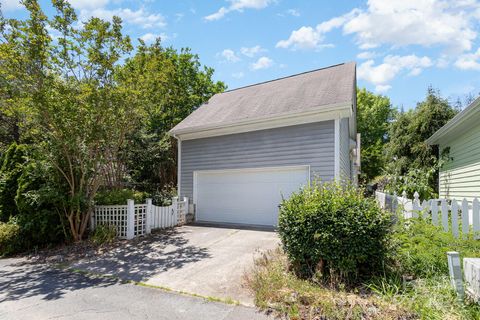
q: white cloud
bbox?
[80,7,166,29]
[343,0,479,54]
[232,72,245,79]
[278,0,480,56]
[205,0,274,21]
[140,33,169,43]
[454,48,480,70]
[358,55,432,91]
[286,9,300,17]
[375,85,392,93]
[205,7,229,21]
[69,0,109,10]
[1,0,21,11]
[240,45,266,57]
[356,51,376,60]
[250,56,274,70]
[276,26,322,50]
[276,13,353,50]
[218,49,241,62]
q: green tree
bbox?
[356,88,394,184]
[118,40,226,193]
[1,0,142,241]
[384,88,457,196]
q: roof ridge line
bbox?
[222,61,355,94]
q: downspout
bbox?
[173,134,181,198]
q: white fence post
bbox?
[447,251,464,300]
[451,200,459,239]
[462,199,470,237]
[473,199,480,239]
[172,196,178,224]
[146,198,152,234]
[431,200,439,225]
[412,192,420,218]
[441,199,449,232]
[126,199,135,240]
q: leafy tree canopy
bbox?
[0,0,224,241]
[356,88,395,184]
[383,87,458,197]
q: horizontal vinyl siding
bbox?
[339,117,351,181]
[180,121,335,200]
[439,124,480,202]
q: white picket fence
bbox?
[92,197,188,240]
[375,191,480,239]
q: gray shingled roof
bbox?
[170,62,356,134]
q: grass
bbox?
[245,248,480,320]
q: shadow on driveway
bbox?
[0,259,121,302]
[71,228,211,282]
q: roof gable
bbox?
[170,62,356,136]
[427,96,480,145]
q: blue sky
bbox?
[2,0,480,109]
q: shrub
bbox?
[151,183,177,206]
[15,161,68,248]
[94,188,148,205]
[91,224,117,245]
[278,181,392,285]
[391,217,480,279]
[0,143,28,221]
[0,218,21,256]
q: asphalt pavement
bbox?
[0,258,271,320]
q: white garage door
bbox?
[194,166,309,226]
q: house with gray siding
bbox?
[169,62,359,227]
[427,97,480,203]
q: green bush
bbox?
[94,188,148,205]
[391,217,480,279]
[0,218,21,256]
[0,143,28,221]
[278,181,393,285]
[15,161,68,249]
[151,183,177,206]
[91,224,117,245]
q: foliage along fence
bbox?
[92,197,188,240]
[375,191,480,239]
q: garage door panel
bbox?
[195,166,309,226]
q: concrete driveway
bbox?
[0,258,271,320]
[72,225,279,305]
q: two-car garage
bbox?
[193,166,309,227]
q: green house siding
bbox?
[439,124,480,202]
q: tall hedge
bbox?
[278,181,393,285]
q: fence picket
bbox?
[462,199,470,237]
[451,200,459,238]
[412,192,420,218]
[431,200,439,225]
[375,191,480,239]
[93,197,188,240]
[441,199,449,232]
[473,198,480,239]
[421,200,429,219]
